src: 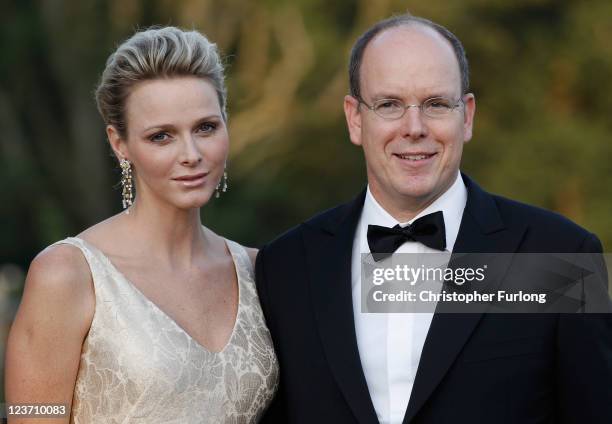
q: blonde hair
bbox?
[95,26,227,138]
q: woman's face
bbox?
[110,76,229,211]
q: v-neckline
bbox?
[73,236,242,355]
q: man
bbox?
[256,14,612,423]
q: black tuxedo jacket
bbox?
[255,175,612,423]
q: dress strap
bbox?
[52,237,95,266]
[225,239,255,282]
[50,237,106,290]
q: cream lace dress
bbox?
[56,237,279,424]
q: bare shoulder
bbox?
[22,243,95,326]
[10,242,95,352]
[30,243,88,279]
[29,243,92,294]
[5,243,95,404]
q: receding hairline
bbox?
[349,15,470,98]
[362,22,462,82]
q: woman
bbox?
[5,27,278,423]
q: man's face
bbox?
[344,25,475,220]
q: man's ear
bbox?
[462,93,476,143]
[344,95,363,146]
[106,125,128,161]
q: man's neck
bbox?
[368,179,458,223]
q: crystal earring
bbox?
[120,158,133,213]
[215,168,228,198]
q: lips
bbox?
[172,172,208,188]
[173,172,208,181]
[394,152,437,161]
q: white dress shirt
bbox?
[351,172,467,424]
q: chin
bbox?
[393,175,437,198]
[173,192,215,210]
[396,188,435,204]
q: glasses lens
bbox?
[373,99,405,119]
[423,97,456,117]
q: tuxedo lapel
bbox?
[303,190,379,424]
[402,175,527,424]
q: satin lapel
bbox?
[303,191,379,424]
[403,175,527,424]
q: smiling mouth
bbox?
[173,172,208,181]
[394,153,436,161]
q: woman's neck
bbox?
[119,197,210,269]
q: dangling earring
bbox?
[120,158,133,213]
[215,167,228,198]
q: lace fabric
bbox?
[55,237,278,423]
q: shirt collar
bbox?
[361,172,467,252]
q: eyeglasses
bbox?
[356,95,464,120]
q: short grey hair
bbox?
[95,26,227,138]
[349,14,470,99]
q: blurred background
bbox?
[1,0,611,402]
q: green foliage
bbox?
[1,0,611,269]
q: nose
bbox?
[400,106,428,140]
[180,136,203,166]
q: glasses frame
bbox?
[355,95,465,120]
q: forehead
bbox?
[125,77,221,129]
[360,25,462,98]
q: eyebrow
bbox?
[141,114,222,133]
[368,92,402,101]
[369,91,457,102]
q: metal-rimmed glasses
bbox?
[356,95,464,120]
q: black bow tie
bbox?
[367,211,446,261]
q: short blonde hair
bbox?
[95,26,227,138]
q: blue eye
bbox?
[197,122,217,134]
[149,132,170,142]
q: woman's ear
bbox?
[106,125,128,161]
